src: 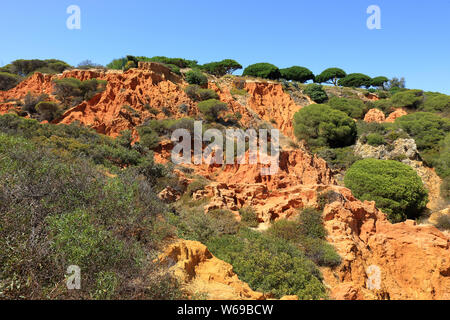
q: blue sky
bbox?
[1,0,449,93]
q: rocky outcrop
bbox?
[244,82,303,138]
[364,108,386,123]
[385,108,408,122]
[323,195,450,300]
[159,240,265,300]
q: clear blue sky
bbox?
[1,0,449,93]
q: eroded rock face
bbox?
[364,108,386,123]
[385,108,408,123]
[323,197,450,300]
[159,240,265,300]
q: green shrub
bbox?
[366,133,386,146]
[421,92,450,114]
[297,208,327,239]
[344,159,428,222]
[5,59,71,76]
[198,99,228,122]
[267,220,302,242]
[315,68,347,86]
[106,57,128,70]
[391,89,424,109]
[372,99,395,115]
[239,207,259,228]
[35,101,61,122]
[327,96,368,119]
[435,214,450,230]
[53,78,107,107]
[315,147,362,170]
[317,190,344,210]
[22,92,49,114]
[280,66,314,83]
[293,104,357,149]
[137,125,160,150]
[338,73,372,88]
[395,112,450,156]
[201,59,242,77]
[300,237,341,267]
[242,63,281,80]
[0,72,22,90]
[185,84,218,101]
[185,69,208,86]
[303,83,328,103]
[207,229,326,299]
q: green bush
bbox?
[201,59,242,77]
[106,57,128,70]
[435,214,450,230]
[327,97,368,119]
[242,63,281,80]
[315,68,347,86]
[35,101,61,122]
[303,83,328,103]
[0,133,182,299]
[421,92,450,114]
[391,89,424,109]
[280,66,314,83]
[53,78,107,107]
[366,133,386,146]
[207,229,326,299]
[239,207,259,228]
[344,159,428,222]
[22,92,49,114]
[185,84,218,101]
[185,69,208,86]
[0,72,22,91]
[4,59,71,76]
[297,208,327,239]
[293,104,357,149]
[338,73,372,88]
[395,112,450,156]
[198,99,228,122]
[315,147,362,170]
[372,99,395,115]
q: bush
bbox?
[391,89,424,109]
[395,112,450,155]
[201,59,242,77]
[53,78,107,107]
[297,208,327,239]
[0,72,22,91]
[421,92,450,114]
[327,97,368,119]
[206,229,326,299]
[184,84,218,101]
[22,92,49,114]
[35,101,61,122]
[239,207,259,228]
[185,69,208,86]
[435,215,450,230]
[293,104,357,149]
[315,147,362,170]
[366,133,386,146]
[344,159,428,222]
[242,63,281,80]
[198,99,228,122]
[0,133,182,299]
[338,73,372,88]
[315,68,347,86]
[137,125,160,150]
[280,66,314,83]
[5,59,71,76]
[303,83,328,103]
[106,57,128,70]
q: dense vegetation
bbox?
[345,159,428,222]
[0,115,184,299]
[293,104,357,149]
[242,63,281,80]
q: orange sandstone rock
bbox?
[364,108,386,123]
[385,108,408,123]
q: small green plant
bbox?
[198,99,228,122]
[239,207,259,228]
[303,83,328,103]
[366,133,386,146]
[185,70,208,86]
